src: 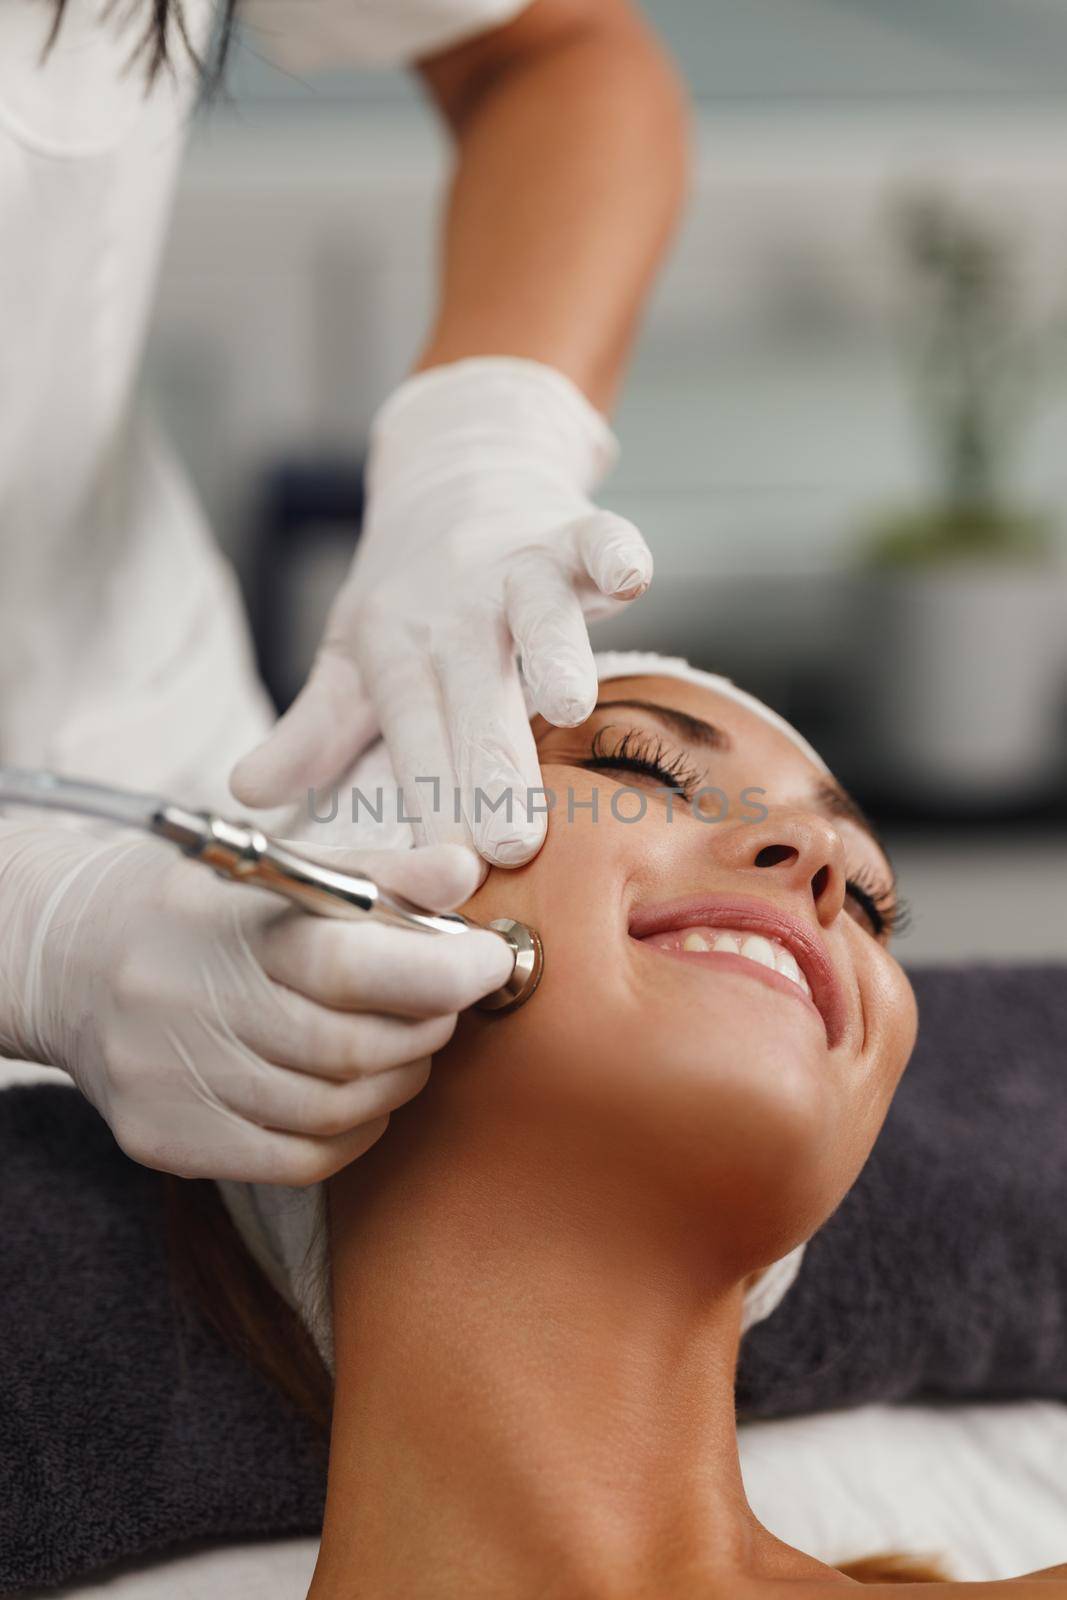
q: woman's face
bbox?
[441,674,917,1276]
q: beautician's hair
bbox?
[164,1179,951,1582]
[48,0,239,89]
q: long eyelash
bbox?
[846,864,912,939]
[579,726,702,799]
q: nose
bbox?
[717,808,848,929]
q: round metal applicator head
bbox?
[476,918,544,1014]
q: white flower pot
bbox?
[855,566,1066,806]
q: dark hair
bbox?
[165,1174,333,1433]
[48,0,239,90]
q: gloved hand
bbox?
[230,357,653,868]
[0,825,511,1183]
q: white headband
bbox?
[586,651,828,773]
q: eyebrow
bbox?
[593,698,731,752]
[595,698,890,861]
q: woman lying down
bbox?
[174,654,1067,1598]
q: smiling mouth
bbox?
[642,926,812,997]
[628,895,847,1048]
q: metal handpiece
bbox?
[155,806,544,1013]
[0,769,544,1014]
[153,806,471,933]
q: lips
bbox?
[629,894,848,1048]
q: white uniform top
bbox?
[0,0,529,809]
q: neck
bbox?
[309,1079,814,1600]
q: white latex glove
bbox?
[0,825,511,1183]
[231,357,653,868]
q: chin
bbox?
[513,1022,838,1252]
[679,1065,841,1253]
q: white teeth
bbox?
[773,945,812,997]
[671,926,812,998]
[774,946,802,982]
[739,934,777,970]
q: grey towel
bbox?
[0,1084,326,1592]
[2,963,1065,1589]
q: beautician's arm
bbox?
[416,0,690,409]
[231,1,689,867]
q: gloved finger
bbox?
[229,650,378,808]
[260,920,513,1017]
[349,842,488,910]
[262,1115,395,1186]
[434,619,547,868]
[360,629,470,854]
[220,1054,432,1139]
[271,841,489,914]
[111,1103,394,1186]
[575,510,653,603]
[506,553,598,727]
[237,987,460,1079]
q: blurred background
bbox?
[147,0,1067,964]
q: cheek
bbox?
[457,774,642,1077]
[454,779,719,1135]
[859,949,918,1113]
[826,946,918,1194]
[460,779,626,962]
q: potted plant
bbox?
[854,191,1064,808]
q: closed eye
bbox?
[845,867,911,940]
[576,725,702,799]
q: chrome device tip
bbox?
[476,918,544,1014]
